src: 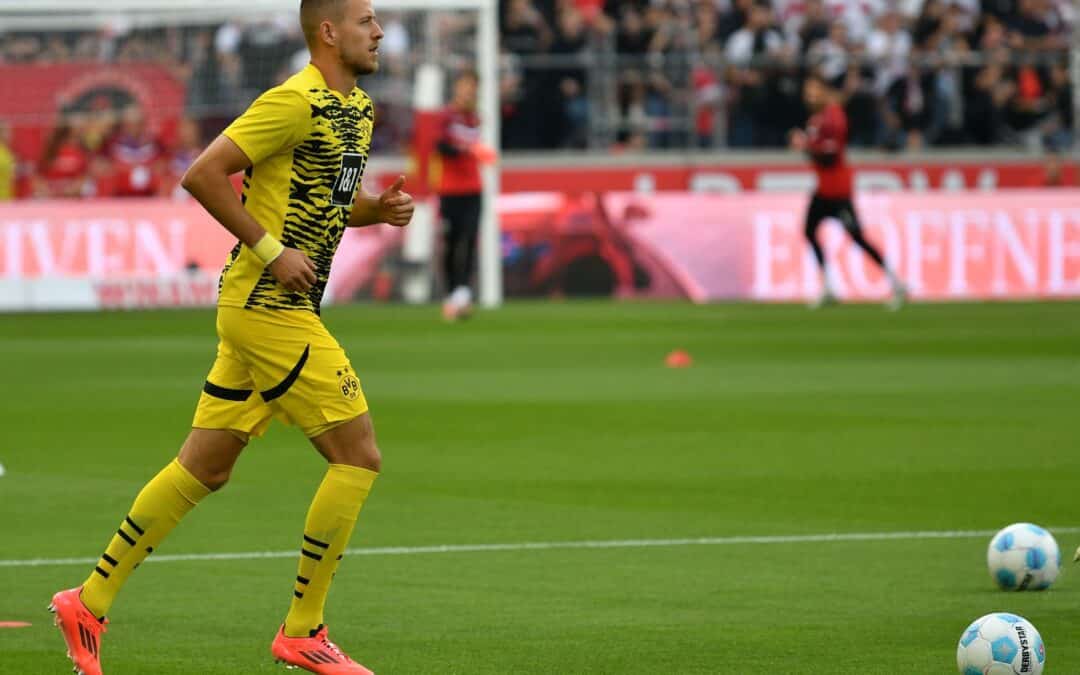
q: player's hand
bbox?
[470,142,498,165]
[788,129,808,151]
[377,175,414,227]
[268,247,317,292]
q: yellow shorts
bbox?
[192,307,368,439]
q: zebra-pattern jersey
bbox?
[218,64,373,314]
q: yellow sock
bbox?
[80,459,210,618]
[284,464,377,637]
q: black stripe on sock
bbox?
[125,516,145,536]
[294,590,304,599]
[93,566,111,579]
[303,534,330,549]
[296,575,310,585]
[203,380,253,402]
[117,529,136,545]
[101,553,118,567]
[261,345,309,402]
[336,554,343,561]
[301,549,323,561]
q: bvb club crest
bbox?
[337,368,361,401]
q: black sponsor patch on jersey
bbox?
[331,152,366,207]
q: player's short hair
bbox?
[300,0,347,46]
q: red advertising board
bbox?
[0,198,404,310]
[2,191,1078,310]
[603,191,1080,302]
[499,161,1072,193]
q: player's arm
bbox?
[348,175,414,228]
[807,111,845,168]
[789,128,808,151]
[806,128,840,167]
[182,87,317,292]
[181,137,317,292]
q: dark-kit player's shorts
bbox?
[805,194,862,234]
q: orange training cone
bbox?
[665,349,693,368]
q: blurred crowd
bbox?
[0,15,422,199]
[0,0,1075,199]
[500,0,1075,150]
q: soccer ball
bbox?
[987,523,1061,591]
[956,613,1044,675]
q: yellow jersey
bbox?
[219,64,374,313]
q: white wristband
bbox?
[251,233,285,265]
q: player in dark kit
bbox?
[790,73,906,310]
[433,71,489,320]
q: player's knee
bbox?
[359,443,382,473]
[340,437,381,472]
[201,469,232,492]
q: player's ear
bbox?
[320,20,337,46]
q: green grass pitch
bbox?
[2,301,1079,674]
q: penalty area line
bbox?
[2,527,1079,569]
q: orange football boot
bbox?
[271,624,374,674]
[49,587,107,675]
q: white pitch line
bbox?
[3,527,1078,569]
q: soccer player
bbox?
[434,70,489,321]
[789,73,906,310]
[48,2,412,674]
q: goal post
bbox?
[0,0,503,308]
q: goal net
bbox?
[0,0,502,309]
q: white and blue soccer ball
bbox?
[957,612,1045,675]
[987,523,1061,591]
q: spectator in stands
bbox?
[186,28,237,139]
[616,69,651,150]
[36,112,93,198]
[1041,61,1073,149]
[499,50,535,149]
[807,21,851,83]
[842,64,882,147]
[792,0,832,55]
[725,2,789,147]
[503,0,554,149]
[696,1,720,46]
[549,6,591,148]
[166,118,203,199]
[922,5,973,144]
[866,9,913,103]
[964,58,1015,144]
[615,5,652,55]
[105,105,164,197]
[693,43,724,148]
[503,0,552,54]
[1010,0,1060,49]
[717,0,754,44]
